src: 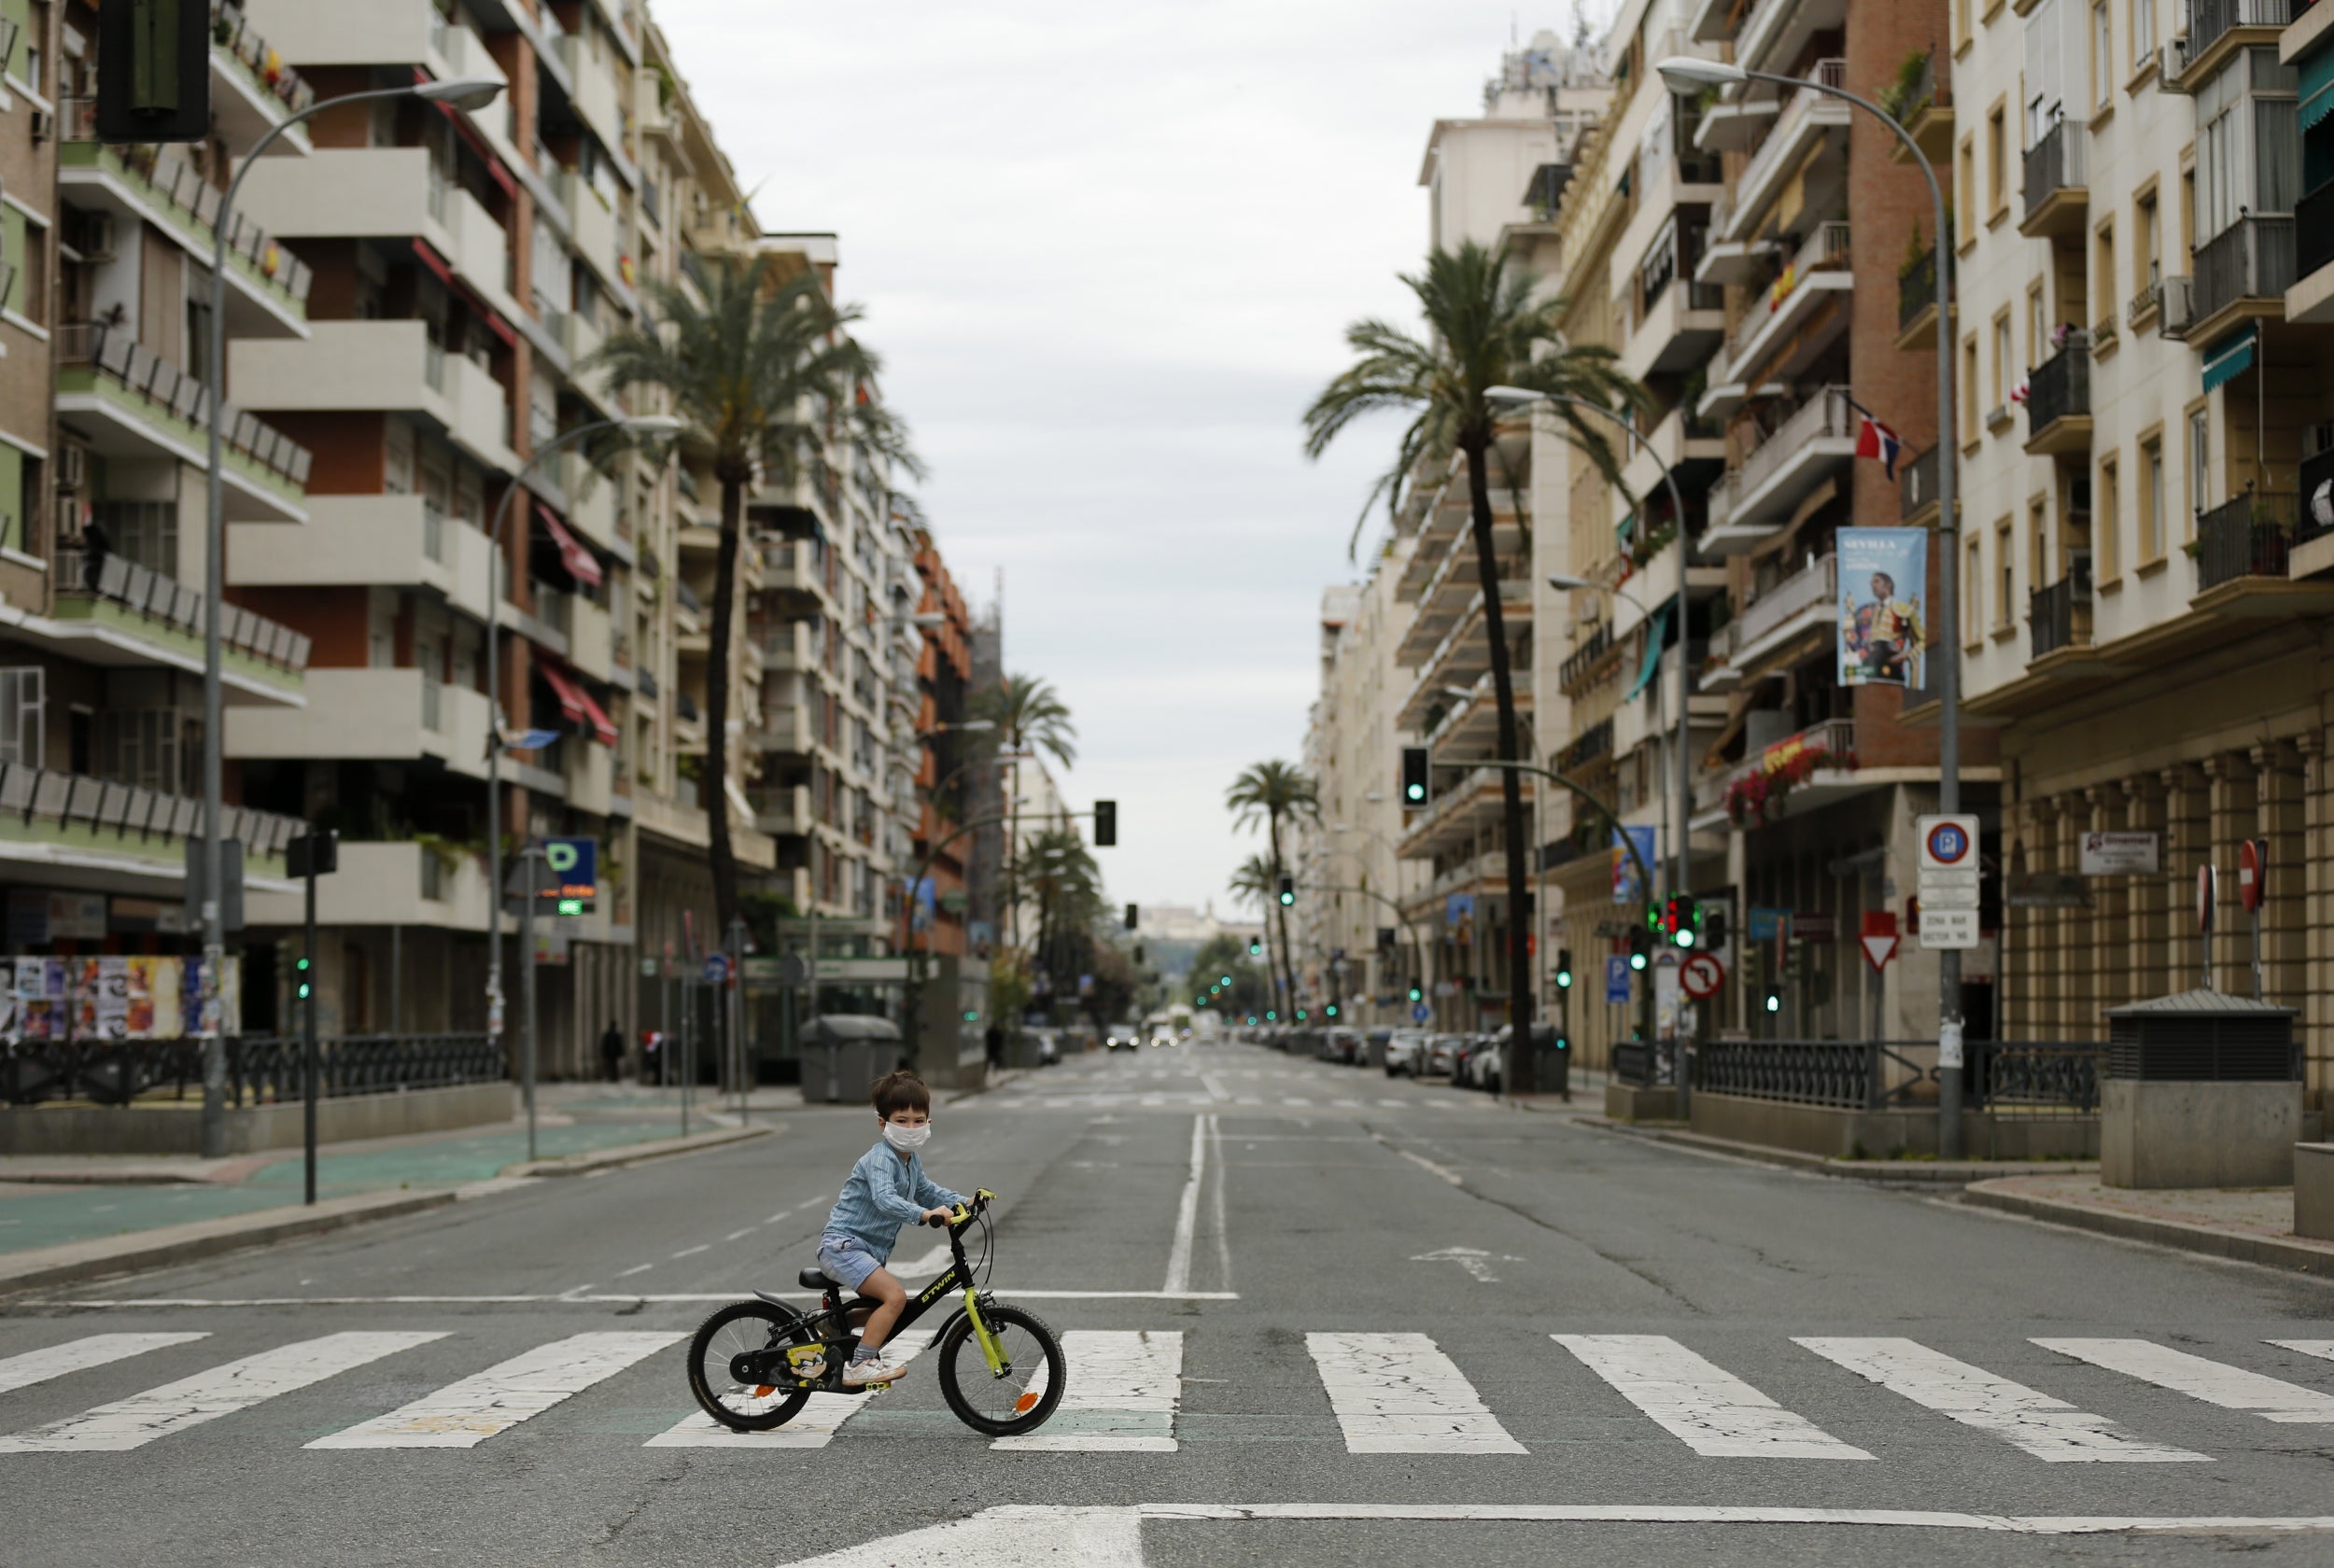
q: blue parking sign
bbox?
[1605,956,1632,1003]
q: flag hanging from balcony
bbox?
[1853,414,1904,479]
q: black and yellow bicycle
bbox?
[684,1189,1067,1437]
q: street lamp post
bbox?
[483,412,682,1163]
[198,76,505,1159]
[1656,55,1963,1155]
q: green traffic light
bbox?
[1325,1004,1338,1017]
[1295,1008,1308,1021]
[1265,1010,1277,1021]
[1676,928,1696,948]
[1629,951,1648,973]
[1278,892,1294,906]
[1407,986,1422,1002]
[1556,968,1573,988]
[962,1009,979,1022]
[1404,783,1425,802]
[1219,974,1231,987]
[1765,990,1781,1013]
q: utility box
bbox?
[1525,1024,1569,1099]
[805,1015,905,1106]
[2101,990,2300,1188]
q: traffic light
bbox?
[1092,800,1117,847]
[1219,974,1232,987]
[1661,893,1702,947]
[1555,947,1574,989]
[1400,746,1431,806]
[1265,1010,1277,1021]
[295,952,313,1001]
[1124,903,1138,930]
[962,1009,979,1023]
[1277,875,1295,906]
[1296,1008,1308,1021]
[1248,936,1264,957]
[1627,930,1652,972]
[97,0,212,142]
[1705,903,1729,952]
[1763,987,1782,1015]
[1325,1003,1338,1017]
[1408,984,1423,1002]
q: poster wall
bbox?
[1836,526,1929,689]
[0,956,239,1042]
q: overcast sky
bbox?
[660,1,1582,916]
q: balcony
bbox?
[1883,49,1956,166]
[54,325,310,523]
[1702,717,1860,829]
[2178,0,2300,86]
[1900,447,1945,529]
[1723,222,1853,388]
[246,840,498,933]
[753,783,813,837]
[232,320,518,476]
[50,549,309,705]
[0,762,297,894]
[553,450,622,555]
[2191,216,2297,342]
[2028,569,2095,662]
[207,0,316,146]
[1619,258,1725,384]
[1559,623,1619,694]
[1557,719,1614,773]
[1735,0,1849,78]
[227,667,490,777]
[556,168,627,298]
[2288,181,2334,324]
[229,496,496,623]
[1704,386,1859,554]
[569,595,614,682]
[553,32,629,156]
[57,113,310,336]
[1895,245,1945,350]
[2194,491,2295,591]
[239,147,518,327]
[2023,341,2092,455]
[1615,406,1726,526]
[2019,120,2088,241]
[1722,62,1850,245]
[1728,553,1838,676]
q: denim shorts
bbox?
[816,1233,884,1293]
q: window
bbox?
[0,668,45,768]
[2092,0,2114,109]
[2031,496,2051,590]
[1958,0,1974,49]
[1996,520,2016,628]
[1962,334,1980,441]
[1992,313,2013,409]
[2137,187,2160,288]
[2097,455,2121,580]
[96,501,178,579]
[2196,52,2301,240]
[1987,102,2008,218]
[1959,136,1978,239]
[1964,537,1983,644]
[99,709,192,794]
[2094,221,2116,326]
[2028,283,2047,362]
[2139,431,2165,560]
[2130,0,2155,67]
[2187,407,2212,513]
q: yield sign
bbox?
[1860,933,1899,973]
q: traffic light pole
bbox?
[302,845,318,1208]
[1300,880,1427,1017]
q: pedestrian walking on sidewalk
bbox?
[600,1021,625,1083]
[984,1023,1004,1071]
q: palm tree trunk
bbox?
[1465,437,1535,1095]
[707,477,743,938]
[1268,813,1298,1018]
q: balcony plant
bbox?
[1304,238,1648,1091]
[1877,49,1932,123]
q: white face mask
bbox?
[882,1120,932,1152]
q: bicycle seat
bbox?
[794,1268,838,1292]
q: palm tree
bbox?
[1226,761,1318,1017]
[1228,851,1287,1019]
[972,674,1076,951]
[1303,240,1643,1092]
[591,253,922,935]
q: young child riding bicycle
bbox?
[817,1069,967,1387]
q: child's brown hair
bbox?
[871,1069,930,1119]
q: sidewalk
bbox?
[1963,1174,2334,1277]
[0,1083,772,1290]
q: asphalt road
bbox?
[4,1038,2333,1567]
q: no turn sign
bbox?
[1679,951,1725,1000]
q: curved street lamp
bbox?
[197,76,505,1157]
[1655,55,1966,1155]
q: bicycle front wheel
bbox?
[686,1300,817,1432]
[936,1303,1065,1436]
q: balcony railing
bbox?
[675,578,705,615]
[1736,385,1855,502]
[56,324,313,488]
[1558,718,1614,772]
[2028,570,2092,659]
[1736,553,1837,652]
[2026,340,2091,438]
[2193,216,2296,326]
[0,759,301,863]
[1900,446,1942,522]
[2298,180,2334,283]
[54,548,311,671]
[60,102,312,306]
[2128,275,2166,328]
[1559,623,1615,692]
[1736,60,1847,217]
[2195,491,2295,590]
[2185,0,2300,62]
[1897,245,1938,336]
[209,0,316,118]
[2022,119,2085,219]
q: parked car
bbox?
[1423,1034,1461,1076]
[1383,1029,1431,1076]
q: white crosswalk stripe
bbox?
[0,1334,208,1398]
[2033,1338,2334,1424]
[1795,1337,2209,1463]
[1556,1335,1871,1459]
[0,1332,444,1453]
[644,1330,938,1449]
[307,1332,682,1449]
[1305,1332,1525,1454]
[995,1330,1183,1451]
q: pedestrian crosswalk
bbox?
[0,1324,2327,1463]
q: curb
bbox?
[0,1189,458,1296]
[1961,1180,2334,1278]
[0,1169,218,1187]
[499,1123,771,1179]
[1575,1115,2100,1185]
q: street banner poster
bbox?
[1836,526,1928,689]
[1445,893,1476,945]
[905,875,936,934]
[1610,826,1657,903]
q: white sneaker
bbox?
[843,1354,910,1388]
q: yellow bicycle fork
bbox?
[962,1288,1010,1376]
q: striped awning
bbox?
[2200,327,2257,396]
[2302,40,2334,129]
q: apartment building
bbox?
[1298,545,1420,1025]
[1938,0,2332,1099]
[0,0,312,1015]
[905,525,976,960]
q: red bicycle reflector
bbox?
[1014,1391,1040,1414]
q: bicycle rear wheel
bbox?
[687,1300,817,1432]
[935,1303,1065,1437]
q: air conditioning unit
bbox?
[28,108,52,143]
[80,214,117,263]
[2159,37,2191,90]
[56,444,85,491]
[2159,275,2194,339]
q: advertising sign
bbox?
[1610,826,1657,903]
[541,836,598,915]
[1445,893,1476,945]
[2079,831,2160,875]
[1836,526,1929,689]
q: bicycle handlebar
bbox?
[924,1188,996,1227]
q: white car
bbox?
[1383,1029,1431,1076]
